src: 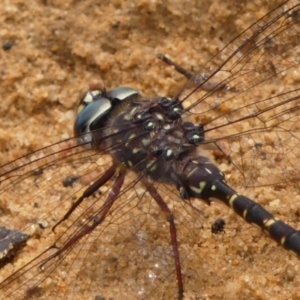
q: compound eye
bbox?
[74,92,111,138]
[106,87,140,101]
[73,87,141,147]
[77,90,102,115]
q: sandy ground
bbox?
[1,0,300,300]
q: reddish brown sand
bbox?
[1,1,300,299]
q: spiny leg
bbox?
[157,54,195,82]
[144,182,184,300]
[0,165,127,299]
[41,165,127,267]
[157,54,230,92]
[52,164,117,231]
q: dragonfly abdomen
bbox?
[182,156,300,256]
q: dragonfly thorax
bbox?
[106,95,205,188]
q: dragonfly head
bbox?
[74,86,141,147]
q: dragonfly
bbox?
[1,0,300,299]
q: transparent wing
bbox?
[0,133,208,299]
[1,1,300,300]
[176,0,300,187]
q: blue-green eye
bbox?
[74,90,111,139]
[74,87,140,144]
